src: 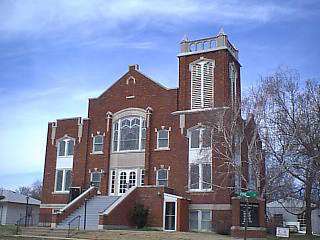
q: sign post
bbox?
[239,191,258,240]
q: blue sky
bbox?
[0,0,319,190]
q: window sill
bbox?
[154,147,170,151]
[187,190,213,193]
[52,191,69,195]
[111,150,145,154]
[91,151,104,155]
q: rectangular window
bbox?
[91,172,101,187]
[140,169,145,186]
[189,210,199,231]
[141,120,146,150]
[190,164,199,190]
[201,210,212,231]
[157,129,169,149]
[202,164,212,189]
[58,139,74,157]
[189,163,212,191]
[55,170,63,191]
[202,129,211,148]
[93,135,103,153]
[190,130,200,149]
[189,210,212,232]
[110,170,116,194]
[113,123,119,152]
[157,169,168,187]
[66,140,74,156]
[58,141,66,156]
[64,170,72,191]
[55,169,72,192]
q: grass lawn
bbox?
[0,225,17,236]
[266,234,320,240]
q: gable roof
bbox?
[0,189,41,205]
[94,68,176,100]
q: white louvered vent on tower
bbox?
[190,59,214,109]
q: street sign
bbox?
[276,227,289,238]
[239,191,258,198]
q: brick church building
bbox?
[40,29,266,237]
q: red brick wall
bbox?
[41,44,265,232]
[177,199,189,232]
[101,187,166,228]
[100,186,189,230]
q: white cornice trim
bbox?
[171,106,229,115]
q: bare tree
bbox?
[187,99,265,199]
[16,180,42,200]
[245,67,320,235]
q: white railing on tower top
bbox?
[180,34,238,60]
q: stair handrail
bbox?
[60,186,96,213]
[53,186,97,226]
[67,215,81,238]
[102,186,137,215]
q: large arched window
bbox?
[113,116,146,151]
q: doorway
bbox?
[118,170,137,195]
[164,201,176,231]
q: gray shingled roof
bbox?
[0,189,41,205]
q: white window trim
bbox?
[92,135,104,154]
[189,128,212,150]
[57,138,75,157]
[156,169,169,187]
[90,171,102,186]
[54,168,72,194]
[155,127,171,150]
[112,116,146,153]
[189,209,212,232]
[188,163,212,192]
[117,169,138,195]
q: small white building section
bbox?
[267,198,320,235]
[0,189,41,225]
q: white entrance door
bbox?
[118,170,137,195]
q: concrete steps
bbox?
[57,195,119,230]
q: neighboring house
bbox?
[267,198,320,234]
[40,29,266,238]
[0,189,40,225]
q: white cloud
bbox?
[0,0,311,39]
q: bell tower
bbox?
[177,29,241,111]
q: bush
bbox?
[130,203,149,229]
